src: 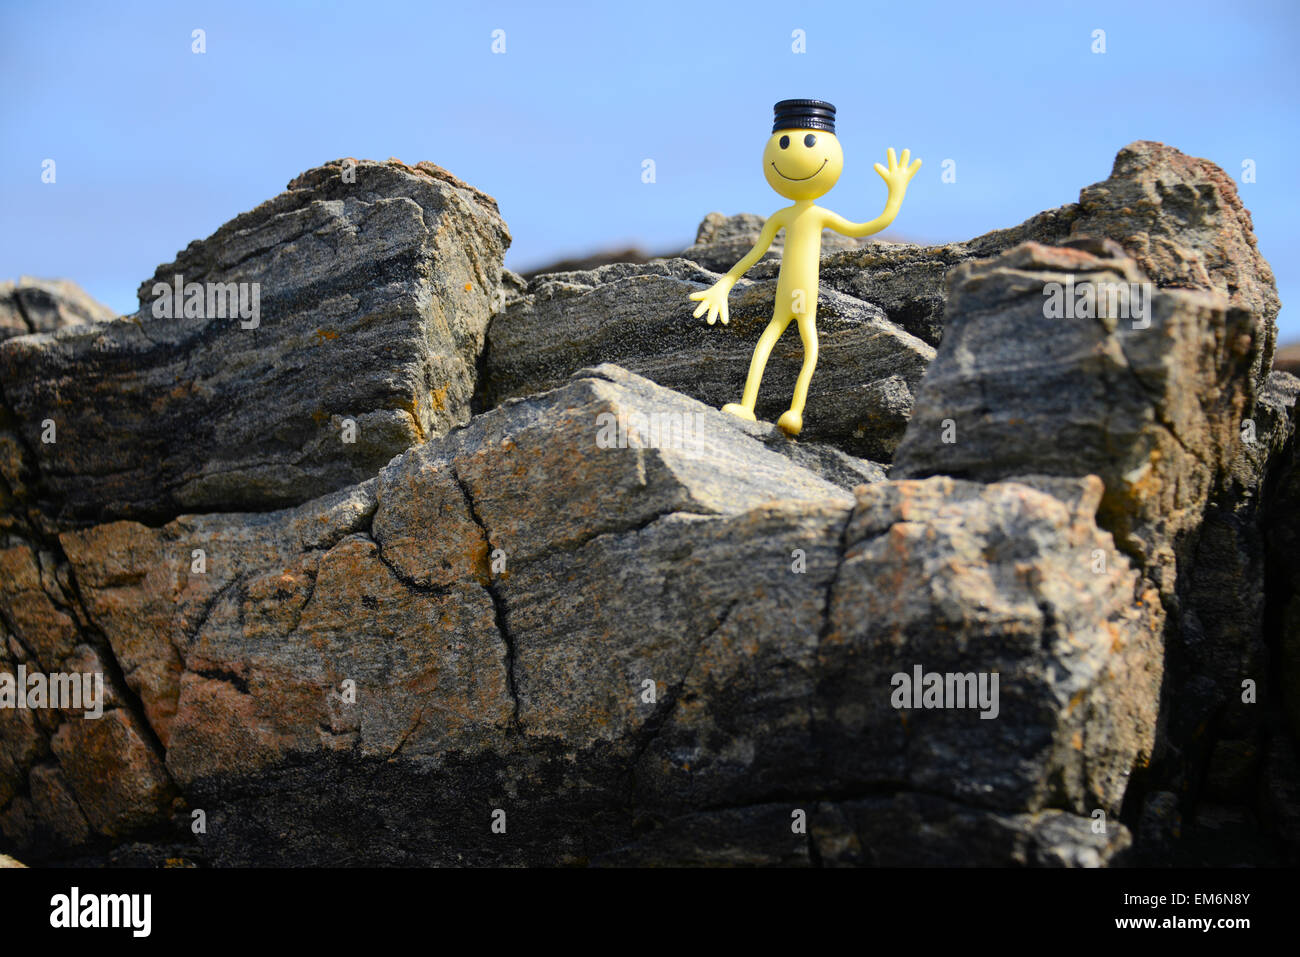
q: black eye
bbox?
[804,133,817,148]
[779,135,790,149]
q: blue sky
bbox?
[3,0,1297,340]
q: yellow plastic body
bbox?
[690,130,921,435]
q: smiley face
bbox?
[762,129,844,200]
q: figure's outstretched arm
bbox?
[824,148,922,239]
[690,212,784,325]
[723,213,783,281]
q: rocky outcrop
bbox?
[0,159,510,528]
[482,142,1274,465]
[1,142,1295,867]
[7,365,1158,865]
[0,278,115,343]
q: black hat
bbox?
[772,99,836,134]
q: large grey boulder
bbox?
[0,159,511,527]
[4,366,1159,865]
[892,238,1257,599]
[889,235,1289,862]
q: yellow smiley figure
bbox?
[690,99,922,436]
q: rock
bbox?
[812,795,1131,867]
[58,367,856,790]
[0,277,116,342]
[0,853,25,867]
[1071,140,1280,382]
[893,238,1257,600]
[593,803,814,867]
[0,159,511,527]
[1138,790,1182,851]
[482,258,933,461]
[1261,735,1300,844]
[595,796,1132,867]
[1,143,1293,868]
[519,246,663,279]
[1267,383,1300,743]
[809,473,1162,817]
[0,546,175,854]
[888,233,1292,863]
[7,366,1158,865]
[1276,341,1300,377]
[1178,371,1299,785]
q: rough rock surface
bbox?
[482,142,1273,465]
[0,278,116,343]
[1,142,1295,868]
[1267,378,1300,760]
[0,159,510,527]
[888,233,1291,865]
[892,237,1258,599]
[5,366,1159,865]
[482,258,933,460]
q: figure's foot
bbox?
[777,409,803,436]
[721,402,757,422]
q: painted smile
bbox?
[771,159,827,181]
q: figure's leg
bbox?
[777,313,819,435]
[722,311,793,421]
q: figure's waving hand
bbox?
[874,147,922,196]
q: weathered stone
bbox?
[0,277,115,343]
[1136,790,1182,852]
[893,239,1256,600]
[0,545,173,853]
[0,545,82,671]
[2,142,1292,868]
[1071,140,1280,382]
[1179,372,1299,779]
[1261,735,1300,844]
[49,709,173,837]
[818,474,1162,815]
[0,159,511,526]
[1268,384,1300,743]
[16,366,1159,865]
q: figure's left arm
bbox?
[823,148,922,238]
